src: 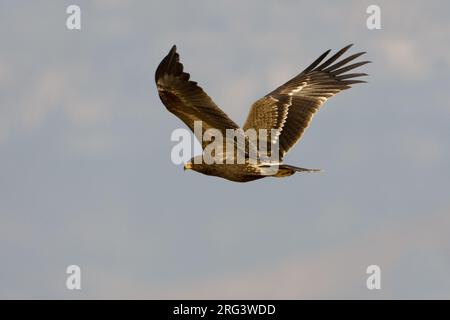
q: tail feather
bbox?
[280,164,322,173]
[273,164,322,177]
[259,163,323,177]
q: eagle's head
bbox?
[184,155,203,171]
[183,162,193,171]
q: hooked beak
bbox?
[184,162,192,171]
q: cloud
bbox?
[0,62,116,156]
[365,1,450,81]
[155,208,450,299]
[0,60,11,86]
[377,37,428,80]
[1,0,450,299]
[19,69,67,131]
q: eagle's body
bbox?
[186,162,265,183]
[185,161,312,183]
[155,45,369,182]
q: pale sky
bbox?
[1,0,450,299]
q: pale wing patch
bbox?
[266,95,290,145]
[286,82,307,96]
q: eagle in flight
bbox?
[155,45,369,182]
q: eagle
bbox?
[155,45,369,182]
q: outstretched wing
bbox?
[243,44,370,160]
[155,45,239,149]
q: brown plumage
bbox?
[155,45,369,182]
